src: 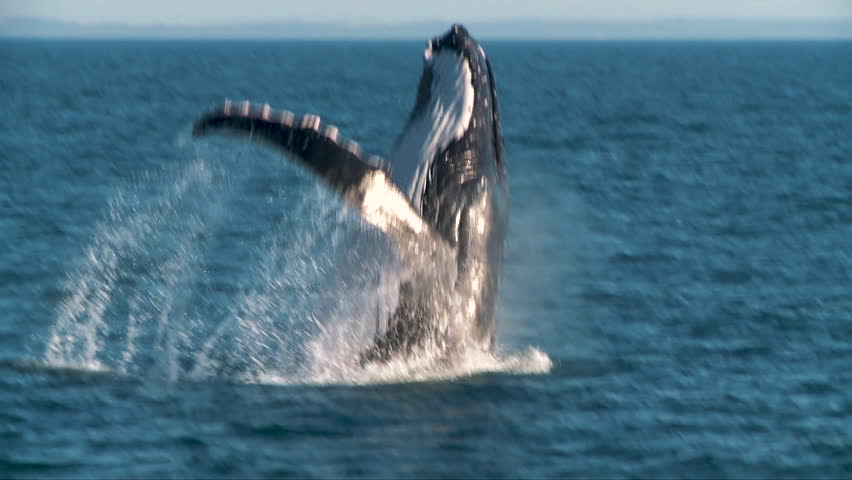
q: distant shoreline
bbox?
[2,17,851,40]
[3,37,851,43]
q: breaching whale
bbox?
[192,25,506,365]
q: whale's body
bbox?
[193,25,506,364]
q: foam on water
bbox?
[253,346,552,386]
[42,147,550,385]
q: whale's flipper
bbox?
[193,100,437,245]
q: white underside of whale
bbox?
[390,48,474,211]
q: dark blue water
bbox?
[1,38,851,478]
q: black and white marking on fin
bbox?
[300,113,320,131]
[278,110,294,126]
[193,100,444,247]
[322,125,339,143]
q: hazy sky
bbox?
[2,0,850,24]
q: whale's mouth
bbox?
[428,24,477,59]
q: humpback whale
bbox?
[193,25,506,365]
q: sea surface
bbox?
[1,38,850,478]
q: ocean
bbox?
[1,38,850,478]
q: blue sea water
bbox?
[1,38,851,478]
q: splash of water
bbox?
[42,148,551,384]
[45,159,214,373]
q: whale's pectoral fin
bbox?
[193,100,437,245]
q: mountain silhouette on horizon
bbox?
[2,16,851,39]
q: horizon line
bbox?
[3,16,851,40]
[5,15,852,25]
